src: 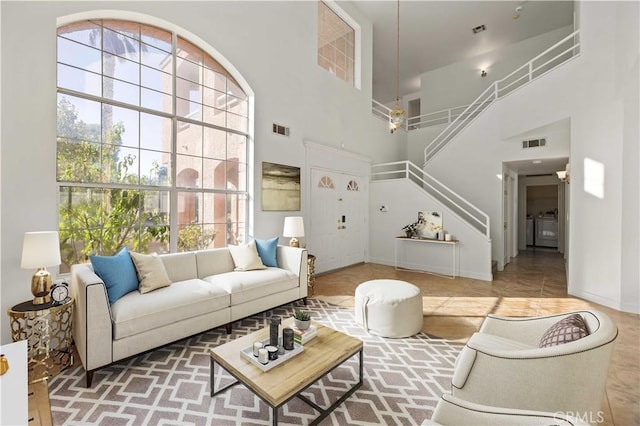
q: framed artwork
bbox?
[417,211,443,239]
[262,162,301,211]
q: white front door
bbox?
[309,168,366,273]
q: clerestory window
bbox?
[56,19,249,271]
[317,1,357,87]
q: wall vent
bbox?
[522,138,547,149]
[472,24,486,34]
[272,123,290,136]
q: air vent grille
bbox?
[272,123,290,136]
[472,24,486,34]
[522,138,547,149]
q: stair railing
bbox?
[423,29,580,165]
[371,161,490,239]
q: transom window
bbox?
[317,2,356,86]
[56,19,249,271]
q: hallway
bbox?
[314,250,640,425]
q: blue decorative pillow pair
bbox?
[254,236,279,267]
[90,247,139,304]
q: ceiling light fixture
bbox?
[481,69,487,77]
[389,0,405,134]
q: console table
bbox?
[394,237,459,279]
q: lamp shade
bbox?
[21,231,61,269]
[283,217,305,238]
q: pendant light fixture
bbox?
[389,0,405,134]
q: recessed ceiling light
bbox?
[532,160,542,164]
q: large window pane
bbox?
[140,113,171,151]
[58,19,249,259]
[57,64,102,98]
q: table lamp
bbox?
[21,231,61,305]
[283,217,304,247]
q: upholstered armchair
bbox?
[450,310,617,419]
[426,393,590,426]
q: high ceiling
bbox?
[350,1,574,103]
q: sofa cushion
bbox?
[110,278,230,340]
[255,237,279,267]
[195,248,235,278]
[203,268,297,305]
[539,313,590,348]
[90,247,139,304]
[129,251,172,294]
[159,252,198,282]
[228,241,266,271]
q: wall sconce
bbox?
[556,163,570,183]
[481,69,488,77]
[283,216,305,247]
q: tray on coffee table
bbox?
[240,339,304,372]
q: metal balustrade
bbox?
[369,30,581,162]
[371,161,490,239]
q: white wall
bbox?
[419,25,574,115]
[0,1,402,344]
[425,2,639,313]
[370,179,492,280]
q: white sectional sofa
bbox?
[71,245,308,386]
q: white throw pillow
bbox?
[129,251,172,294]
[228,240,267,271]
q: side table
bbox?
[307,254,316,296]
[8,298,74,383]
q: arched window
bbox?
[56,19,249,270]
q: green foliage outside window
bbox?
[57,98,169,270]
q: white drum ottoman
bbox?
[354,279,423,338]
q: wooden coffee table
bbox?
[210,319,363,425]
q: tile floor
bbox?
[313,249,640,425]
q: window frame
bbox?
[56,16,253,269]
[317,1,362,90]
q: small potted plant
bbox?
[293,310,311,330]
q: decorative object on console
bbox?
[283,216,305,247]
[21,231,62,305]
[293,309,311,330]
[418,211,443,239]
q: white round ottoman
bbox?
[354,279,423,338]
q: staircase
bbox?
[369,161,492,280]
[372,161,490,238]
[424,30,580,165]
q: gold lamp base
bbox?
[31,268,52,305]
[289,237,299,247]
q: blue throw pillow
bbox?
[254,237,279,267]
[90,247,139,304]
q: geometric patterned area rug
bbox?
[48,299,463,425]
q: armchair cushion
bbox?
[539,313,589,348]
[90,247,138,304]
